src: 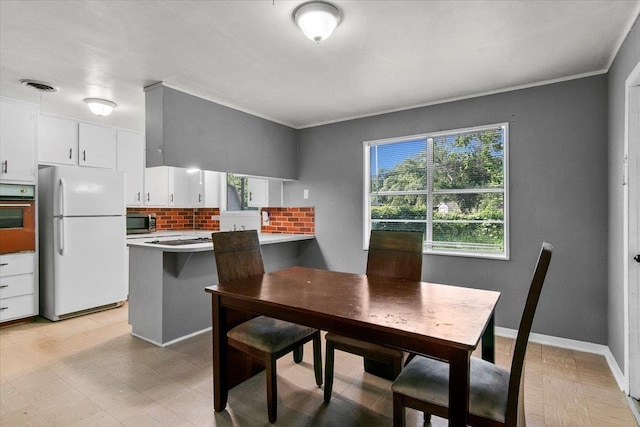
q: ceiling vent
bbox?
[20,79,58,92]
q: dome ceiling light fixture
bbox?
[84,98,117,116]
[293,1,341,43]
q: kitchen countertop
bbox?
[126,230,314,252]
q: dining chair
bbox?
[323,229,424,403]
[211,230,322,423]
[391,242,553,427]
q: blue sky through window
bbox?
[370,138,426,176]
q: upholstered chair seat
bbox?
[228,316,319,353]
[392,355,510,423]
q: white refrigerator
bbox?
[39,166,127,321]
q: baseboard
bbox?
[131,327,212,348]
[495,327,627,392]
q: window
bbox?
[364,123,508,259]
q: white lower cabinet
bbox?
[0,252,37,322]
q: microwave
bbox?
[126,213,156,234]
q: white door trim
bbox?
[624,58,640,399]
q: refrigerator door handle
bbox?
[59,178,66,217]
[58,217,65,255]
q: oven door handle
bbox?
[0,203,32,207]
[58,217,65,255]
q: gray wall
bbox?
[608,17,640,370]
[285,75,609,344]
[145,84,298,179]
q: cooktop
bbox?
[146,237,213,246]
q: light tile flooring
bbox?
[1,304,638,427]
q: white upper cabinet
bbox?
[0,100,36,184]
[168,167,190,206]
[144,167,223,208]
[248,177,268,207]
[78,123,116,169]
[188,171,205,207]
[37,114,77,166]
[144,166,169,206]
[203,171,223,208]
[116,130,144,206]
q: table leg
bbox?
[448,348,470,427]
[482,311,496,363]
[212,294,228,412]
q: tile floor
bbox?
[1,304,638,426]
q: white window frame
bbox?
[363,123,509,260]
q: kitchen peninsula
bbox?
[127,232,314,346]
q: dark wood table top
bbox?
[206,266,500,352]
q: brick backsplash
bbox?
[126,207,220,231]
[126,207,314,235]
[260,207,314,234]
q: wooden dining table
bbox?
[205,266,500,426]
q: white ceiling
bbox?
[1,1,639,132]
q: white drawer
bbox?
[0,274,34,298]
[0,294,35,322]
[0,253,35,277]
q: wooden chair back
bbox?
[366,230,424,281]
[505,242,553,425]
[211,230,265,284]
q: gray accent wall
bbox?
[145,83,298,179]
[608,17,640,371]
[286,75,609,344]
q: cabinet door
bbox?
[168,167,190,206]
[203,171,223,207]
[78,122,116,169]
[0,100,36,183]
[248,178,268,207]
[144,166,169,206]
[38,114,77,166]
[188,171,205,206]
[117,130,144,206]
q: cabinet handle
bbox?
[199,194,202,203]
[137,192,141,201]
[0,263,8,266]
[0,307,8,311]
[249,192,252,201]
[170,194,174,203]
[82,150,86,161]
[69,148,73,159]
[2,160,7,174]
[147,193,150,202]
[0,285,8,289]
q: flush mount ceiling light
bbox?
[83,98,116,116]
[293,1,341,43]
